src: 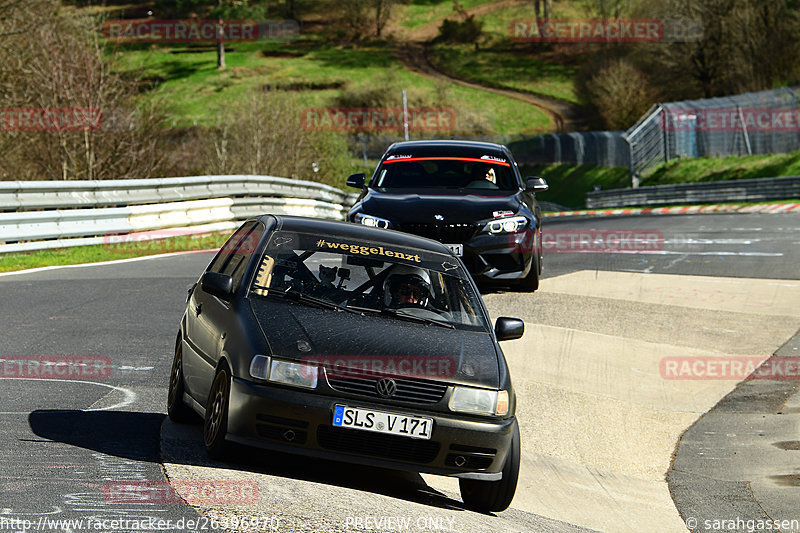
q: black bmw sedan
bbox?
[346,140,548,291]
[168,215,525,512]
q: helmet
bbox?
[383,265,432,308]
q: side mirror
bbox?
[495,317,524,341]
[346,173,366,189]
[201,272,233,300]
[525,176,549,192]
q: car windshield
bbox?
[249,231,489,331]
[371,156,519,193]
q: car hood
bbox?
[359,192,522,225]
[250,298,500,389]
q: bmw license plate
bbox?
[446,244,463,256]
[332,405,433,440]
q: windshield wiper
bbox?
[273,288,360,314]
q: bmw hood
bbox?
[249,299,500,389]
[358,192,522,226]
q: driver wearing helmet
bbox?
[384,265,432,309]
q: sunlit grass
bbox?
[0,232,232,273]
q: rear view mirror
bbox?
[525,176,549,192]
[201,272,233,300]
[346,173,366,189]
[495,317,524,341]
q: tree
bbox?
[0,2,170,180]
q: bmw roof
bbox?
[383,140,512,159]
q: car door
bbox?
[183,221,262,404]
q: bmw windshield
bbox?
[371,155,520,194]
[249,231,489,331]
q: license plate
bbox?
[332,405,433,440]
[446,244,463,256]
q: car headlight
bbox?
[354,213,390,229]
[249,355,318,389]
[449,387,509,416]
[483,215,529,234]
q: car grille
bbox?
[325,368,448,404]
[396,223,478,243]
[317,426,440,463]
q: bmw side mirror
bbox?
[525,176,549,192]
[346,173,366,189]
[495,317,524,341]
[201,272,233,300]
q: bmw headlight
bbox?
[449,387,509,416]
[354,213,390,229]
[483,216,529,235]
[249,355,318,389]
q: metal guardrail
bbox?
[0,176,359,254]
[585,176,800,209]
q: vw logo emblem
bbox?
[376,378,397,398]
[434,214,444,221]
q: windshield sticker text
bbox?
[315,239,420,262]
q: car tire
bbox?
[204,365,231,460]
[167,338,195,423]
[459,421,520,513]
[516,260,539,292]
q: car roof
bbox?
[260,215,455,255]
[383,140,512,159]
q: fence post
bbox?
[737,106,752,156]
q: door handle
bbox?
[194,304,202,316]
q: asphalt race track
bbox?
[1,212,799,533]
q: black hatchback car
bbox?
[168,215,525,512]
[346,140,548,291]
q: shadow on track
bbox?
[28,409,469,513]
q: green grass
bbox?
[429,44,581,104]
[394,0,496,31]
[114,39,552,133]
[421,2,592,105]
[0,232,232,273]
[521,164,630,208]
[643,151,800,185]
[524,149,800,209]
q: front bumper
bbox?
[459,229,536,281]
[226,377,516,480]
